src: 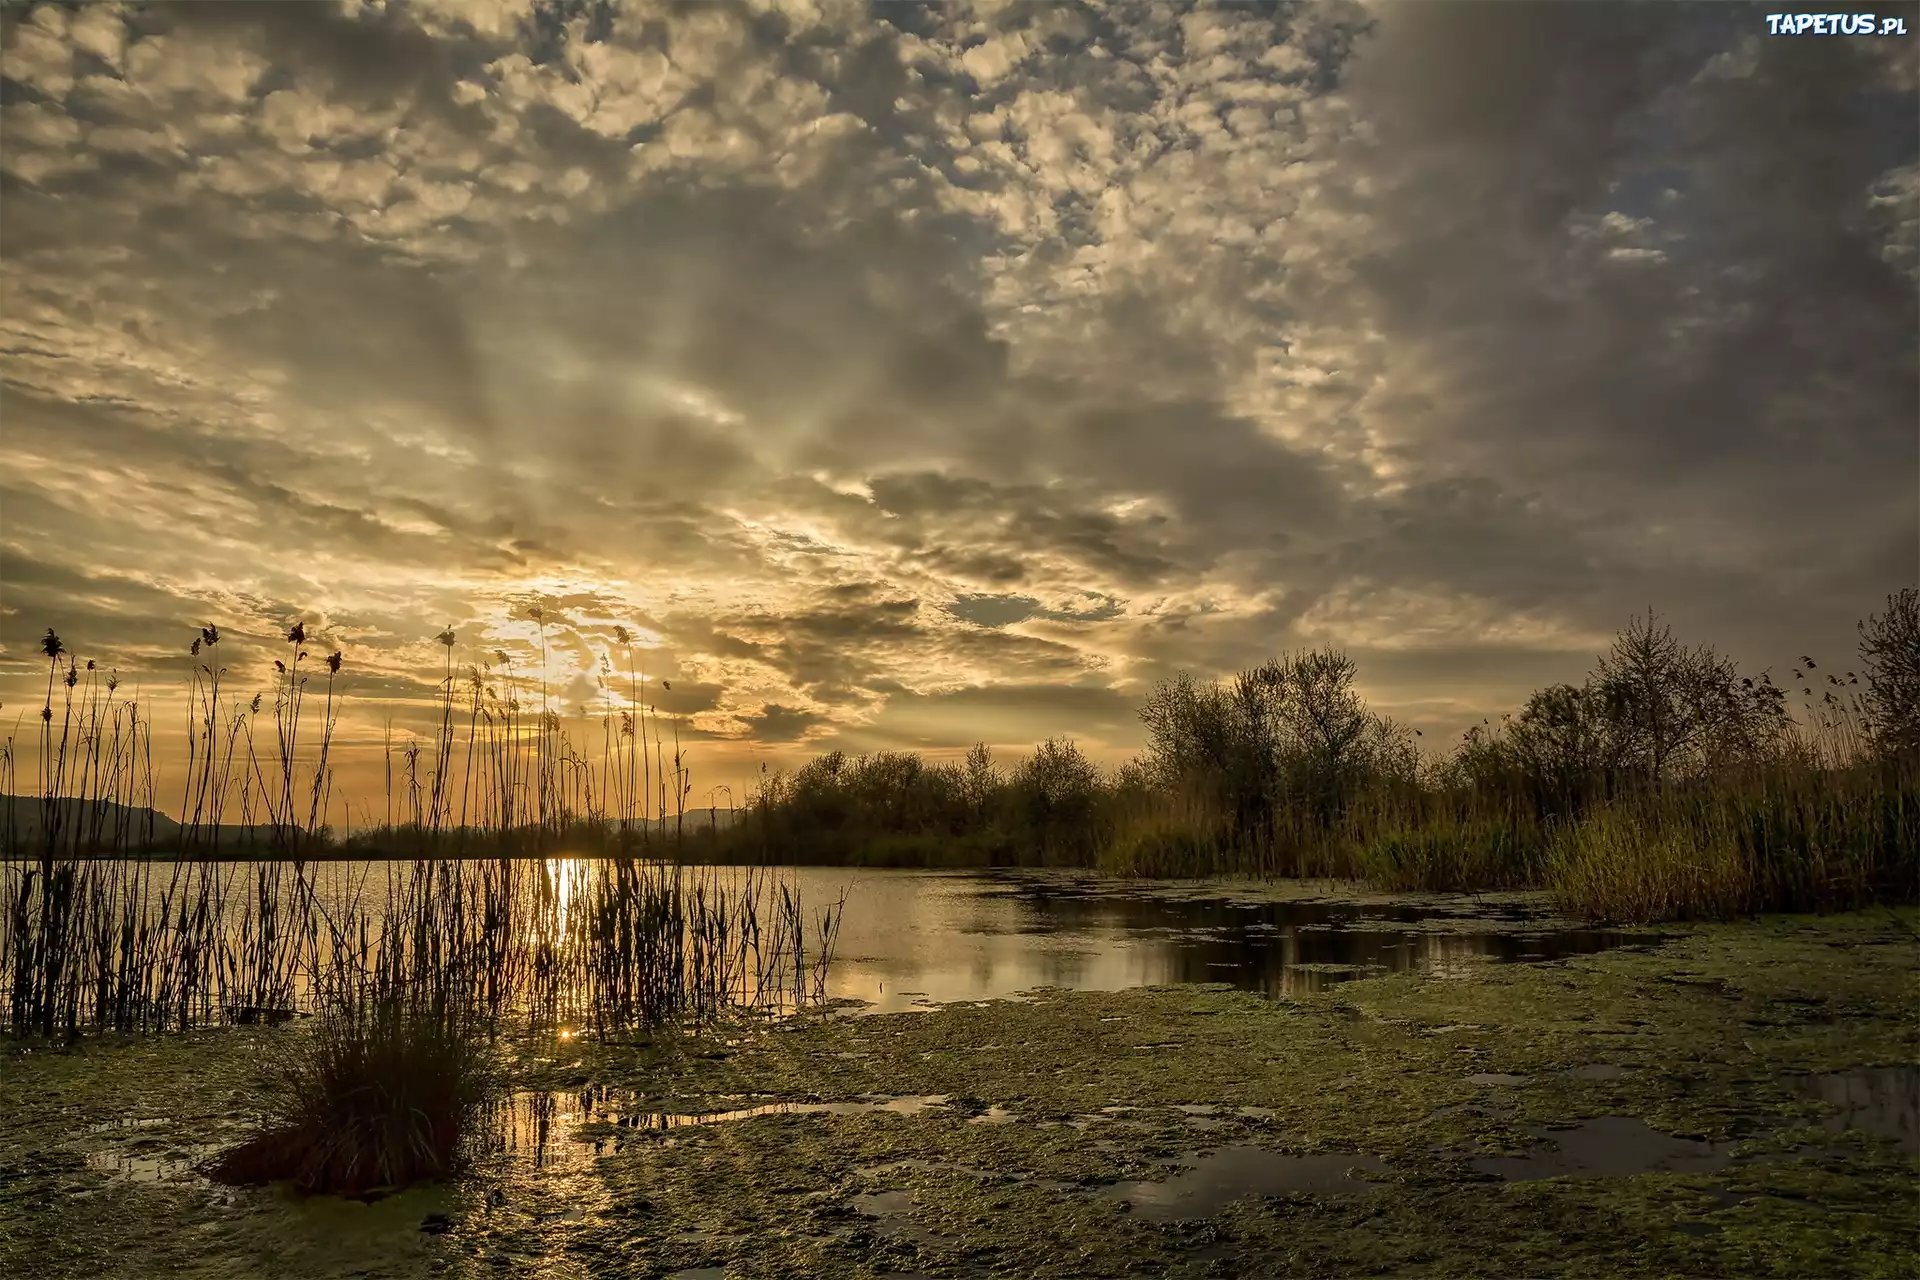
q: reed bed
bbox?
[0,854,843,1039]
[3,613,845,1040]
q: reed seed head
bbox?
[40,628,63,660]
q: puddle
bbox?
[1464,1067,1917,1183]
[1792,1065,1918,1157]
[848,1188,947,1244]
[1466,1073,1531,1086]
[84,1142,221,1183]
[86,1117,168,1133]
[488,1089,966,1167]
[1568,1063,1629,1081]
[967,1106,1018,1124]
[1105,1146,1387,1221]
[1470,1116,1738,1181]
[76,1116,223,1184]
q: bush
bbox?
[209,982,498,1195]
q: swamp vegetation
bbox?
[1,902,1913,1278]
[0,593,1913,1276]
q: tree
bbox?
[1858,587,1920,758]
[1141,646,1405,842]
[1591,611,1787,784]
[1008,739,1103,863]
[1139,669,1282,847]
[961,743,999,827]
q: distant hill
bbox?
[1,795,181,854]
[0,795,747,857]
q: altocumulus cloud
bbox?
[1,0,1913,806]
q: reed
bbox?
[2,608,848,1040]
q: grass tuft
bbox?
[210,978,496,1195]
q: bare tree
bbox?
[1591,611,1787,784]
[1858,587,1920,757]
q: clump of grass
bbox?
[1544,803,1754,923]
[210,977,498,1196]
[1545,753,1920,924]
[1358,816,1544,892]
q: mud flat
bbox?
[5,906,1914,1278]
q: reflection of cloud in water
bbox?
[816,871,1647,1012]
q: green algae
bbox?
[3,907,1914,1278]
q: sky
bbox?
[1,0,1916,819]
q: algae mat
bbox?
[3,908,1914,1278]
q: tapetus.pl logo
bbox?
[1765,12,1908,35]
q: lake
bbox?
[727,866,1650,1013]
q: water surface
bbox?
[804,869,1649,1013]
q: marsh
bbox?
[3,865,1914,1278]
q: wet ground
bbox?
[2,883,1914,1278]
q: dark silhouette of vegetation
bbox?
[4,591,1914,941]
[1858,587,1920,758]
[700,597,1917,923]
[208,971,497,1196]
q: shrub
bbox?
[209,981,498,1195]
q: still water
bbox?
[782,868,1648,1014]
[87,861,1648,1019]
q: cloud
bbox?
[2,0,1912,809]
